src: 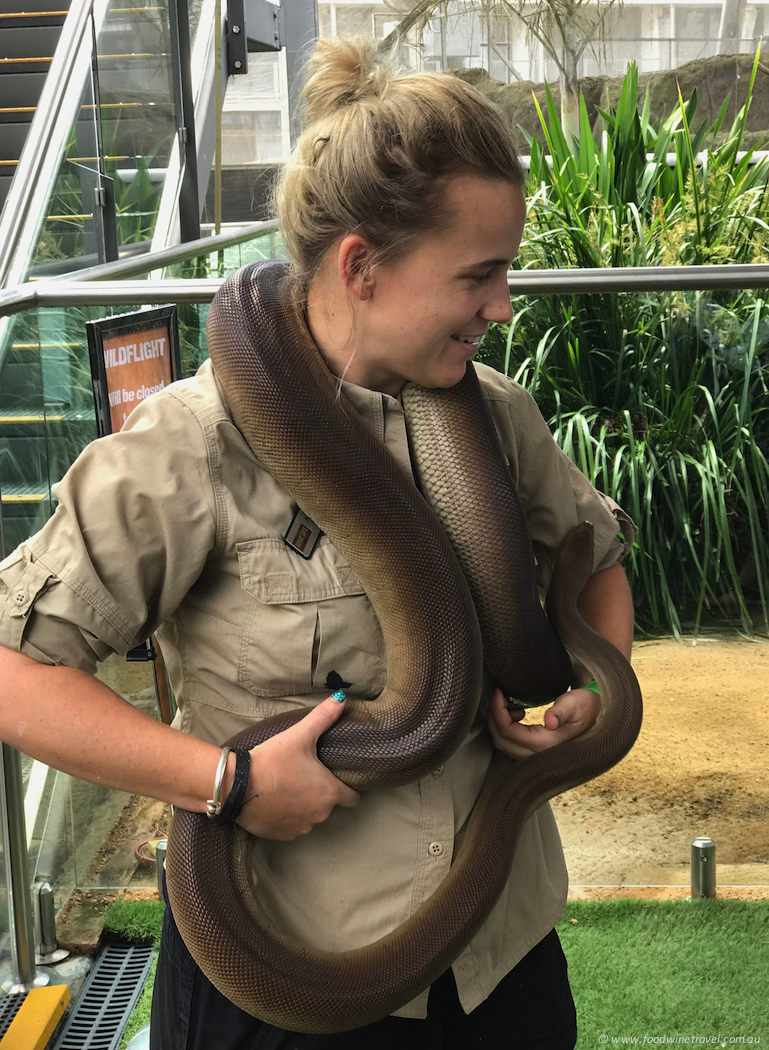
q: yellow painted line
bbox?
[82,102,142,109]
[0,983,70,1049]
[12,342,81,349]
[0,415,65,424]
[0,103,139,114]
[67,156,129,162]
[0,57,53,64]
[46,214,93,221]
[1,495,47,504]
[0,160,18,166]
[0,11,68,17]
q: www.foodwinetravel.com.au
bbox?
[598,1036,761,1045]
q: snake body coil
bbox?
[166,261,642,1034]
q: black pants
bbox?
[150,886,577,1050]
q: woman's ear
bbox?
[337,234,376,300]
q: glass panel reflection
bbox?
[96,0,176,254]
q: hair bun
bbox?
[302,38,390,125]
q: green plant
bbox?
[479,54,769,635]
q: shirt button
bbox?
[428,841,444,857]
[431,765,444,777]
[14,590,27,605]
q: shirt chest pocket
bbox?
[235,537,386,698]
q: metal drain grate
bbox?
[52,943,154,1050]
[0,993,26,1038]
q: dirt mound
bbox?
[451,53,769,152]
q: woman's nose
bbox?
[481,274,513,324]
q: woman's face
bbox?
[335,175,526,396]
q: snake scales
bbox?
[166,260,643,1034]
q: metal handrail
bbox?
[0,0,111,290]
[49,218,280,283]
[4,262,769,322]
[507,263,769,294]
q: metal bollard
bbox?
[33,881,57,957]
[691,836,716,898]
[156,840,167,897]
[33,880,69,965]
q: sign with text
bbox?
[86,306,182,436]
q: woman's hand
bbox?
[0,648,358,840]
[488,686,601,760]
[236,696,360,840]
[488,560,633,760]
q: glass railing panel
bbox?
[17,0,178,284]
[1,295,200,901]
[187,0,205,51]
[23,36,107,280]
[22,656,166,905]
[95,0,176,254]
[0,293,212,553]
[0,785,9,976]
[0,309,59,555]
[162,224,286,283]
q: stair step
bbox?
[0,172,13,210]
[0,70,47,107]
[1,485,52,503]
[10,342,83,350]
[0,412,66,424]
[0,121,32,161]
[0,24,62,60]
[0,13,66,28]
[0,0,70,14]
[0,56,53,74]
[0,100,154,123]
[0,407,92,422]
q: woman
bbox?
[0,38,634,1050]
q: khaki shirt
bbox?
[0,358,634,1018]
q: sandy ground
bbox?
[546,635,769,899]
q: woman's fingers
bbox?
[488,687,601,760]
[237,695,360,839]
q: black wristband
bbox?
[215,749,251,823]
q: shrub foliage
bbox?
[480,53,769,635]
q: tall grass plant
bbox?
[481,52,769,635]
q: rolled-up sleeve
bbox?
[0,388,218,672]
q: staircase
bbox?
[0,0,181,550]
[0,0,70,215]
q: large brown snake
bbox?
[166,261,643,1034]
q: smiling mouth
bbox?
[451,334,484,348]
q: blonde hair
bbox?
[275,38,525,295]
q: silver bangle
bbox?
[206,746,232,819]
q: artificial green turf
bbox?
[559,900,769,1048]
[102,898,165,947]
[109,897,769,1047]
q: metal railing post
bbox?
[0,479,49,992]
